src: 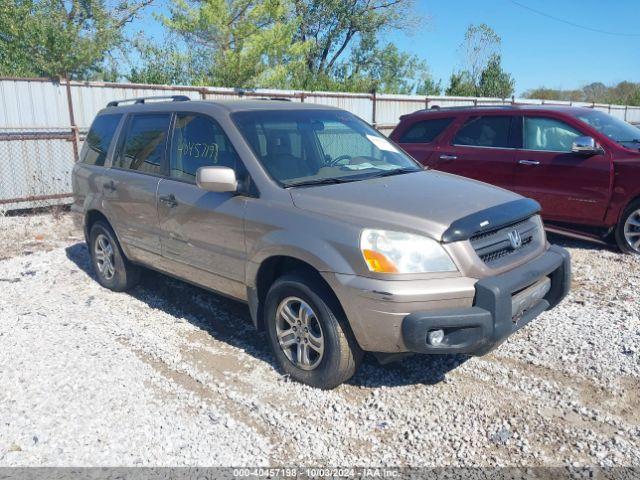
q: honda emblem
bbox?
[508,230,523,250]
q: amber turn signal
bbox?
[362,249,399,273]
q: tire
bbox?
[88,220,140,291]
[614,199,640,254]
[264,274,363,389]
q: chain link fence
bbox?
[0,128,80,214]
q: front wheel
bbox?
[615,199,640,254]
[264,274,362,389]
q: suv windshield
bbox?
[232,109,421,186]
[570,109,640,146]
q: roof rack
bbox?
[426,105,516,111]
[106,95,190,107]
[404,104,517,116]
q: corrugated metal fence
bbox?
[2,76,640,211]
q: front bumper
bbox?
[401,245,571,355]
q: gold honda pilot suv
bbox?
[72,96,571,389]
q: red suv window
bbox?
[453,116,513,148]
[398,117,454,143]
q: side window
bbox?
[453,116,512,148]
[81,114,122,166]
[170,114,240,182]
[524,117,582,152]
[114,114,170,175]
[399,118,454,143]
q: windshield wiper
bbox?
[366,167,420,178]
[285,177,352,188]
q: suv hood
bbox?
[289,170,522,241]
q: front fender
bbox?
[246,228,358,288]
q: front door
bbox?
[105,113,171,263]
[512,115,611,224]
[157,112,248,300]
[432,114,516,189]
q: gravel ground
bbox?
[0,211,638,467]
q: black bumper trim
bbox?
[402,245,571,355]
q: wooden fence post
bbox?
[64,76,79,163]
[371,89,377,127]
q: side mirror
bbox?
[196,166,237,193]
[571,136,600,154]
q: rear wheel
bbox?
[264,274,362,389]
[615,199,640,254]
[89,220,140,291]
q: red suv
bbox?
[391,106,640,254]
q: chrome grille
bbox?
[471,217,539,266]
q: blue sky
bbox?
[390,0,640,95]
[134,0,639,95]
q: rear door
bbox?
[512,115,611,223]
[431,114,517,189]
[392,116,455,166]
[105,113,170,263]
[156,112,248,299]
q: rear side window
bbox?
[81,114,122,166]
[170,114,240,182]
[114,114,171,175]
[453,116,512,148]
[399,118,454,143]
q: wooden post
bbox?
[64,76,79,162]
[371,89,377,127]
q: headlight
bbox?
[360,229,457,273]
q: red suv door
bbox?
[428,114,517,189]
[392,115,456,166]
[512,114,611,224]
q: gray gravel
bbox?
[0,212,638,467]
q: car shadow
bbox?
[65,242,466,388]
[546,232,617,253]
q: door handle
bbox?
[103,181,116,192]
[518,159,540,166]
[439,154,458,161]
[159,194,178,208]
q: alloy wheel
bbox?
[275,296,324,370]
[623,208,640,253]
[94,233,116,280]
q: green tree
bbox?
[126,36,207,85]
[445,71,475,96]
[461,23,500,95]
[415,74,442,96]
[445,23,515,97]
[290,0,416,89]
[582,82,607,103]
[610,81,639,105]
[628,88,640,107]
[0,0,151,79]
[330,32,432,94]
[161,0,309,88]
[157,0,433,93]
[523,81,640,106]
[478,54,514,98]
